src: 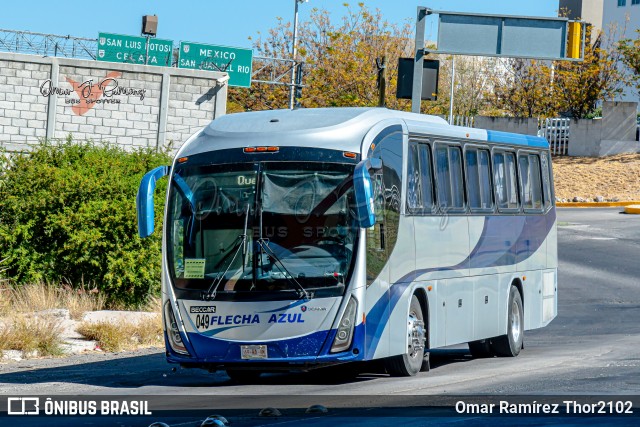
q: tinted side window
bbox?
[494,151,519,211]
[407,142,423,213]
[418,144,435,211]
[435,144,465,211]
[540,152,554,209]
[519,155,532,209]
[519,153,543,212]
[407,141,434,214]
[465,148,493,211]
[367,131,403,285]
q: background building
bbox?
[559,0,605,33]
[560,0,640,104]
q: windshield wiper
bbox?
[202,204,250,301]
[257,238,311,300]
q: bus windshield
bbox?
[167,161,358,300]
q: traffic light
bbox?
[567,21,582,60]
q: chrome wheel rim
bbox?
[510,300,521,343]
[407,311,425,359]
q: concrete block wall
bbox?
[0,60,51,152]
[474,116,539,136]
[567,119,603,156]
[0,52,228,154]
[601,101,637,142]
[568,101,639,157]
[166,76,224,149]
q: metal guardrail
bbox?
[447,115,475,127]
[538,117,571,156]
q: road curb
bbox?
[624,205,640,214]
[557,201,640,208]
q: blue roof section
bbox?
[486,129,549,148]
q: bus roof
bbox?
[177,108,549,158]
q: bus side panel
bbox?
[547,209,558,269]
[472,274,501,341]
[441,277,474,346]
[414,216,470,280]
[364,263,391,360]
[521,269,543,330]
[429,280,445,348]
[516,215,548,272]
[387,216,417,357]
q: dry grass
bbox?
[553,153,640,201]
[0,314,65,357]
[141,295,162,313]
[1,282,106,319]
[76,315,163,352]
[0,281,161,360]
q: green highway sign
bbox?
[97,32,173,67]
[178,41,253,88]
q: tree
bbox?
[228,3,414,112]
[553,25,626,119]
[618,29,640,98]
[416,54,498,118]
[486,58,555,118]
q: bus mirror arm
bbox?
[353,158,382,229]
[136,165,170,238]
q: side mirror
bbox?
[137,165,169,238]
[353,158,382,228]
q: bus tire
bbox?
[468,339,493,358]
[384,295,425,376]
[226,369,261,383]
[492,285,524,357]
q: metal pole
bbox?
[449,56,455,124]
[289,0,300,110]
[145,35,150,65]
[377,56,387,107]
[412,7,428,114]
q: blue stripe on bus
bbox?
[257,299,308,313]
[170,323,366,363]
[364,210,556,359]
[486,130,549,148]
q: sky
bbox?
[1,1,560,49]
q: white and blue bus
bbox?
[137,108,557,380]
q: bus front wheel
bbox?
[492,285,524,357]
[385,295,426,376]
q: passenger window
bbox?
[407,142,423,213]
[465,148,493,211]
[435,144,465,211]
[407,141,434,214]
[418,144,435,210]
[540,152,553,208]
[519,153,543,212]
[493,151,519,211]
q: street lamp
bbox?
[289,0,308,109]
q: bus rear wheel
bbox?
[492,285,524,357]
[385,295,426,377]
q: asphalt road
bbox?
[1,208,639,425]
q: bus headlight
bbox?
[164,301,190,355]
[331,297,357,353]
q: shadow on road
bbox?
[0,348,477,390]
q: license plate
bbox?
[241,345,268,360]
